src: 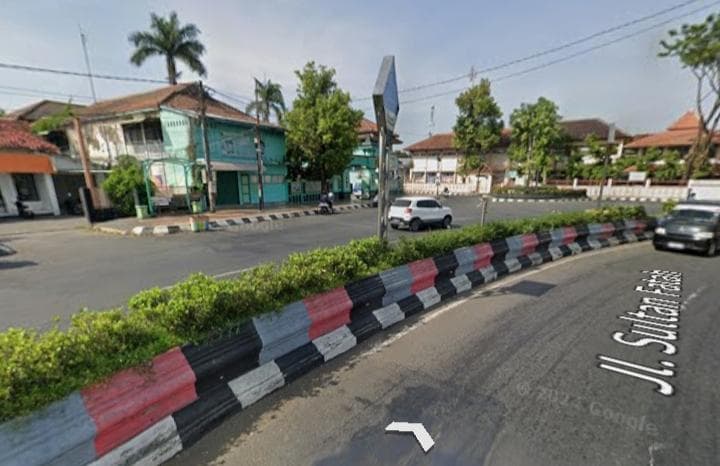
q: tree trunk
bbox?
[166,56,177,85]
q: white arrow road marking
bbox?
[385,421,435,452]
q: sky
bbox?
[0,0,716,146]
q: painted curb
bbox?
[490,197,591,203]
[94,204,375,237]
[0,219,654,466]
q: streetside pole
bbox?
[73,116,99,207]
[198,81,215,212]
[377,129,388,241]
[597,123,616,208]
[254,79,265,211]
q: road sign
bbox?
[385,421,435,452]
[373,56,399,134]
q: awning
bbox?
[200,160,257,172]
[0,153,54,174]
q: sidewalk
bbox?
[93,202,374,236]
[0,216,87,237]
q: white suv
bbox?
[388,196,453,231]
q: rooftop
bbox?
[0,120,59,155]
[405,129,511,153]
[5,100,86,123]
[625,111,720,149]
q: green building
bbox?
[71,83,288,210]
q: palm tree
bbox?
[246,80,286,122]
[129,12,206,85]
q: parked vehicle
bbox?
[388,196,452,232]
[14,199,35,219]
[653,201,720,256]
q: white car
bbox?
[388,196,453,231]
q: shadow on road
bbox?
[0,260,38,270]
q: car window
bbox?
[669,209,717,223]
[392,200,411,207]
[416,200,436,208]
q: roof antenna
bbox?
[78,25,97,103]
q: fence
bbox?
[403,179,491,196]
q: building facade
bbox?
[68,83,288,209]
[0,120,61,217]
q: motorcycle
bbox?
[317,201,334,215]
[14,200,35,219]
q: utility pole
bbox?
[254,78,266,211]
[377,129,389,240]
[198,81,215,212]
[428,105,435,138]
[597,123,616,208]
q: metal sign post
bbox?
[597,123,616,208]
[372,56,399,243]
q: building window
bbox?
[122,119,163,144]
[13,174,40,201]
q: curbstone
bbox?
[0,219,654,466]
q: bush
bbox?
[492,185,586,198]
[102,155,149,216]
[0,206,647,421]
[662,199,678,215]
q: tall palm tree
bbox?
[129,12,207,85]
[246,80,286,123]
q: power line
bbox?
[355,0,705,101]
[0,84,93,101]
[399,0,720,107]
[0,62,166,84]
[0,87,94,102]
[207,86,254,105]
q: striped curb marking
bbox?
[490,197,591,203]
[0,219,654,466]
[119,204,375,236]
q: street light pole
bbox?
[597,123,616,208]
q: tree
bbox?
[102,155,149,216]
[246,80,286,123]
[30,103,75,134]
[129,11,206,85]
[0,109,4,117]
[654,150,683,181]
[283,62,363,191]
[508,97,563,185]
[660,14,720,179]
[453,79,504,188]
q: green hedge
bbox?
[492,185,587,198]
[0,205,647,422]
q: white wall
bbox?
[0,173,60,217]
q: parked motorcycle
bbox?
[14,199,35,219]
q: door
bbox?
[216,171,240,206]
[239,173,251,205]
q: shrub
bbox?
[0,206,647,421]
[662,199,678,215]
[102,155,149,216]
[492,185,586,198]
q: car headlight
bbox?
[693,231,714,240]
[655,227,666,235]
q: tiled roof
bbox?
[77,83,271,127]
[405,129,511,153]
[5,100,86,123]
[357,118,378,134]
[0,120,59,154]
[560,119,631,142]
[625,111,720,149]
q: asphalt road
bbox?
[168,241,719,466]
[0,199,660,329]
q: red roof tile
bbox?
[625,110,720,149]
[77,83,271,127]
[6,100,86,123]
[560,119,631,142]
[357,118,378,134]
[405,129,511,153]
[0,120,59,155]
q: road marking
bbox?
[385,421,435,452]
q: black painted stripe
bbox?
[345,275,385,316]
[432,253,459,280]
[269,214,279,220]
[535,231,552,250]
[225,219,237,226]
[574,224,590,238]
[180,322,262,396]
[397,294,424,317]
[493,261,510,278]
[466,270,486,287]
[347,311,382,343]
[275,342,324,384]
[558,244,573,257]
[242,217,252,224]
[517,255,533,269]
[434,278,457,300]
[490,238,509,261]
[173,384,242,448]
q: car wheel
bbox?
[653,244,664,251]
[706,240,717,257]
[390,224,399,230]
[409,219,422,232]
[442,215,452,229]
